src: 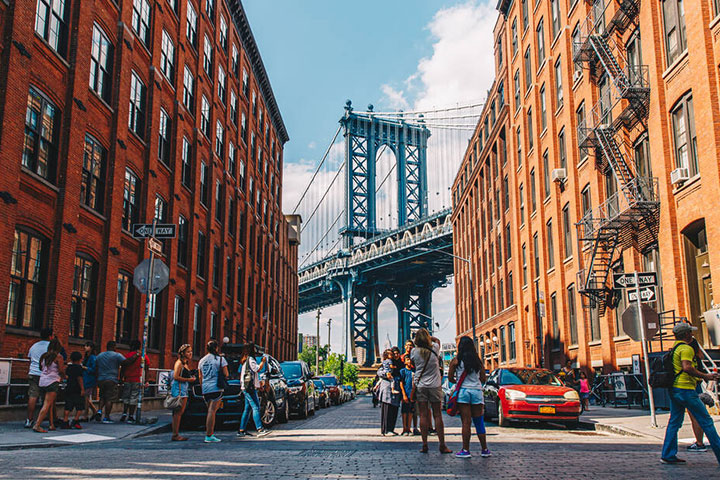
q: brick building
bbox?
[452,0,720,373]
[0,0,300,370]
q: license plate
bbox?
[539,406,556,414]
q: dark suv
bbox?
[280,360,317,418]
[182,343,289,429]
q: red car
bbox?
[484,368,581,428]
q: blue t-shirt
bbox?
[400,368,414,397]
[198,354,228,394]
[95,351,126,382]
[83,354,97,389]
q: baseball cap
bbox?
[672,322,698,335]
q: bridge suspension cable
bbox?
[291,125,342,215]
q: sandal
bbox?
[171,436,188,441]
[439,446,453,454]
[48,426,56,431]
[33,427,48,433]
[419,445,429,453]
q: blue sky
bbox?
[243,0,498,353]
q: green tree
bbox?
[298,345,329,375]
[324,353,359,385]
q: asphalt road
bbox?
[0,395,717,479]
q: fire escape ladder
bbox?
[585,228,620,313]
[595,126,638,201]
[588,34,629,96]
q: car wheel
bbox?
[299,397,309,419]
[278,398,289,424]
[565,418,579,430]
[497,403,509,427]
[261,398,277,428]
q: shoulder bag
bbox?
[216,356,229,390]
[446,370,468,417]
[410,347,438,402]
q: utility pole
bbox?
[315,309,321,375]
[327,318,332,352]
[634,272,658,428]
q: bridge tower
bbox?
[337,101,434,365]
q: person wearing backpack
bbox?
[237,347,270,438]
[660,322,720,466]
[198,340,229,443]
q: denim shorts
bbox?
[457,387,484,405]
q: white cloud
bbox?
[380,84,410,111]
[307,141,316,149]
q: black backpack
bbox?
[649,343,683,388]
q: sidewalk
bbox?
[580,406,720,442]
[0,411,171,450]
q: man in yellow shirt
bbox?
[661,322,720,466]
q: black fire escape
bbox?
[572,0,659,313]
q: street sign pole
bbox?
[635,272,657,428]
[136,219,157,423]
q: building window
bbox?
[508,323,516,360]
[160,30,175,81]
[505,223,512,260]
[511,18,518,55]
[228,142,236,177]
[210,311,218,339]
[522,0,528,30]
[193,304,203,354]
[181,137,192,188]
[23,87,59,181]
[219,15,228,50]
[533,232,540,278]
[215,120,224,157]
[554,58,563,109]
[522,243,528,286]
[183,66,195,112]
[212,245,221,289]
[232,44,239,75]
[70,255,96,339]
[115,271,134,344]
[186,1,198,48]
[215,180,223,222]
[562,203,573,258]
[225,257,233,298]
[576,102,587,161]
[81,134,106,213]
[519,183,525,224]
[507,272,514,305]
[128,72,146,137]
[89,25,113,102]
[530,168,537,213]
[550,292,559,349]
[589,304,601,341]
[558,128,567,170]
[536,19,545,68]
[524,47,532,92]
[122,169,140,231]
[241,112,248,142]
[515,126,522,167]
[513,70,521,110]
[237,266,244,303]
[572,25,582,75]
[542,150,550,199]
[201,96,210,136]
[173,296,185,352]
[158,109,172,167]
[499,326,506,363]
[581,184,591,218]
[230,91,238,125]
[228,196,236,236]
[131,0,151,46]
[242,69,249,97]
[6,229,47,330]
[546,219,555,270]
[200,161,209,206]
[205,0,215,21]
[177,215,188,267]
[662,0,687,65]
[203,34,213,77]
[197,231,206,278]
[671,93,698,176]
[551,0,561,38]
[35,0,69,57]
[568,284,578,344]
[540,85,547,131]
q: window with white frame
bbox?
[160,30,175,81]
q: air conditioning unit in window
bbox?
[551,168,567,183]
[573,70,583,83]
[670,167,690,186]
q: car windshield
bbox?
[281,363,303,379]
[500,369,562,386]
[313,380,324,389]
[320,376,337,386]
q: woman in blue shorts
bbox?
[448,336,490,459]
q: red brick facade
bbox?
[0,0,299,368]
[452,0,720,373]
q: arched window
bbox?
[70,254,97,339]
[7,228,48,330]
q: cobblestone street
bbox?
[0,396,717,479]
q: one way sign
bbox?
[628,286,657,303]
[613,272,657,289]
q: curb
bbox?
[579,420,645,438]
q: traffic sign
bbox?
[613,272,657,289]
[147,237,163,255]
[628,286,657,303]
[132,223,176,239]
[621,304,660,342]
[133,258,170,294]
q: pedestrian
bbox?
[401,340,414,363]
[660,322,720,465]
[237,346,271,438]
[61,351,85,429]
[119,340,150,423]
[371,375,380,408]
[24,327,52,428]
[376,349,401,436]
[579,371,591,412]
[448,336,490,458]
[96,341,139,423]
[560,359,578,390]
[170,344,196,441]
[399,356,418,435]
[410,328,451,454]
[33,339,65,433]
[79,341,98,422]
[198,339,228,443]
[686,336,710,453]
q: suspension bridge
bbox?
[293,100,482,365]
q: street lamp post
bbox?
[417,247,477,348]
